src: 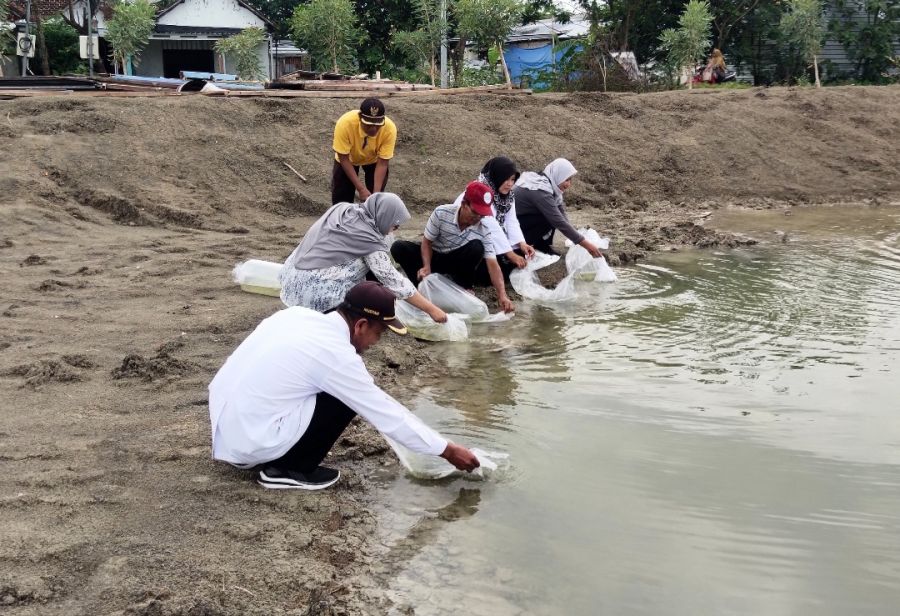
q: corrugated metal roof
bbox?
[507,18,590,43]
[273,40,306,57]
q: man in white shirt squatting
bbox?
[209,281,480,490]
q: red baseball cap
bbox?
[464,181,494,217]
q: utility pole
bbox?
[440,0,448,88]
[21,0,31,76]
[86,3,94,78]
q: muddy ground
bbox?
[1,86,898,615]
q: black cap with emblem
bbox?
[340,281,407,334]
[359,98,386,126]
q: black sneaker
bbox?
[257,466,340,490]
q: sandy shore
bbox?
[1,86,898,614]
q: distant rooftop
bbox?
[506,18,590,43]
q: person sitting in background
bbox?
[280,193,447,324]
[391,181,515,313]
[702,48,727,83]
[209,281,480,490]
[453,156,535,282]
[514,158,603,258]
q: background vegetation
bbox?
[1,0,896,86]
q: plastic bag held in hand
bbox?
[395,300,469,342]
[385,436,509,480]
[418,274,490,320]
[565,229,617,282]
[509,251,579,302]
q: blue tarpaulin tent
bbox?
[504,44,581,88]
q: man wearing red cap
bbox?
[209,281,479,490]
[331,97,397,204]
[391,181,515,313]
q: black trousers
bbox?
[474,248,524,286]
[518,213,557,255]
[331,160,390,204]
[269,392,357,473]
[391,239,484,290]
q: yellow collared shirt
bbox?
[332,110,397,166]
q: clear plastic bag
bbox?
[509,250,578,302]
[385,436,508,481]
[395,300,469,342]
[419,274,490,321]
[510,268,577,302]
[511,232,616,302]
[395,273,513,340]
[524,251,560,272]
[232,259,282,297]
[565,229,617,282]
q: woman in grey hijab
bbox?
[514,158,603,257]
[280,193,447,322]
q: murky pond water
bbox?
[371,205,900,615]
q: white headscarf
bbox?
[290,193,410,270]
[515,158,577,205]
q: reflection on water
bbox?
[372,206,900,615]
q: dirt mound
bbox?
[20,254,49,266]
[2,87,897,234]
[112,342,194,382]
[1,359,81,388]
[36,278,87,292]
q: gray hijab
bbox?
[290,193,410,270]
[516,158,577,206]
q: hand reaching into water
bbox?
[441,442,480,472]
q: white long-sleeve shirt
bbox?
[452,192,525,255]
[209,307,447,465]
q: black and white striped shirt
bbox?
[423,204,496,259]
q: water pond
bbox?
[371,205,900,615]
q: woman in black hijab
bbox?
[456,156,535,283]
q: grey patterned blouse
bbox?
[280,250,416,312]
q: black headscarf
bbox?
[478,156,520,227]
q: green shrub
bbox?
[38,17,84,75]
[215,27,266,80]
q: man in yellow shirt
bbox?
[331,98,398,204]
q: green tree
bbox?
[659,0,713,89]
[780,0,825,86]
[255,0,305,37]
[829,0,900,82]
[290,0,361,73]
[354,0,419,75]
[392,0,447,85]
[215,27,267,80]
[36,17,84,75]
[455,0,523,87]
[580,0,683,65]
[521,0,570,24]
[105,0,156,75]
[723,0,780,84]
[0,0,13,76]
[709,0,761,50]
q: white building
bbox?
[137,0,275,79]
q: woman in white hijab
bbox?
[513,158,603,257]
[280,193,447,322]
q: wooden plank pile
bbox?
[269,70,435,93]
